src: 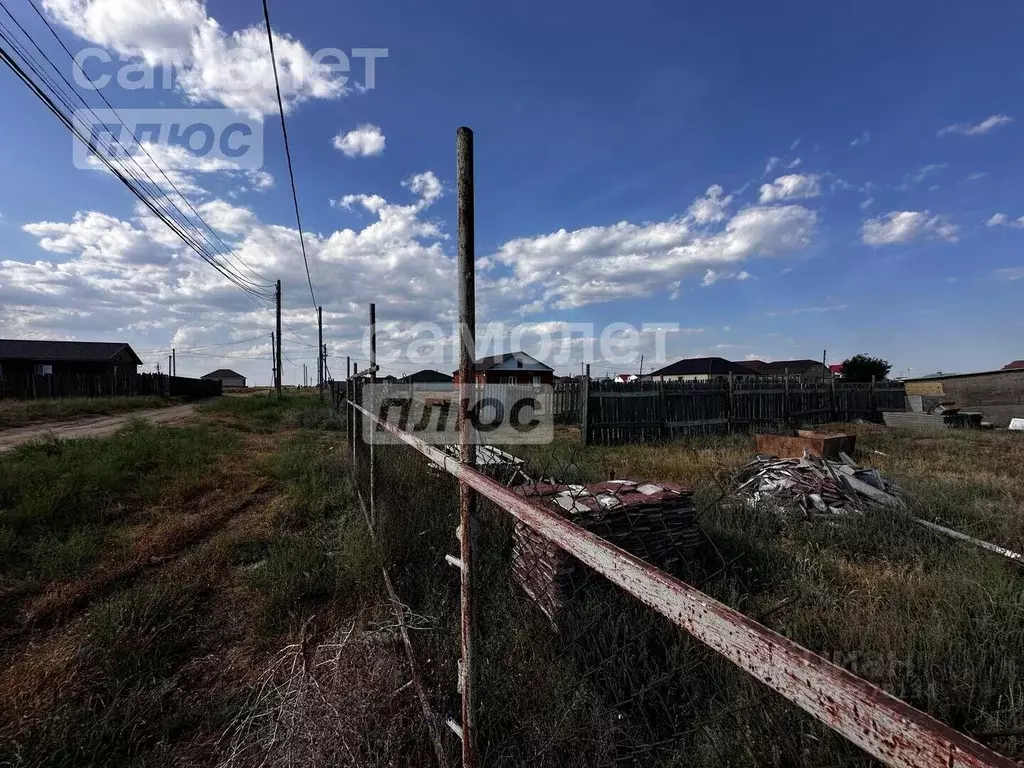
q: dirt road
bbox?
[0,403,200,453]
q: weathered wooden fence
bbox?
[552,380,583,423]
[585,377,905,445]
[0,372,221,400]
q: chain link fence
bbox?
[340,376,1016,768]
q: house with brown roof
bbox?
[452,352,555,385]
[1002,360,1024,370]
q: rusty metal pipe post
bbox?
[318,305,324,401]
[369,303,377,529]
[275,280,282,398]
[456,126,479,768]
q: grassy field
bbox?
[0,395,185,429]
[3,403,1022,767]
[0,394,426,768]
[366,422,1024,766]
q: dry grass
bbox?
[0,394,395,768]
[364,422,1024,766]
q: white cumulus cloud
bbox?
[861,211,959,246]
[42,0,348,115]
[758,174,822,203]
[986,212,1024,229]
[332,124,386,157]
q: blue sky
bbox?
[0,0,1022,384]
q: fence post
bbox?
[580,369,591,445]
[870,374,876,420]
[369,303,377,529]
[275,280,283,398]
[455,125,479,768]
[728,372,735,434]
[783,369,790,424]
[318,306,324,401]
[830,373,836,421]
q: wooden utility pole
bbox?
[455,126,479,767]
[317,305,324,400]
[168,355,172,377]
[346,356,351,380]
[271,331,276,389]
[275,280,282,398]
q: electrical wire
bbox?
[0,4,275,301]
[22,0,273,290]
[261,0,317,311]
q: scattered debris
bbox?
[737,451,1024,566]
[511,480,699,621]
[735,452,902,518]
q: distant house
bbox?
[452,352,554,385]
[1002,360,1024,370]
[646,357,758,383]
[829,364,844,378]
[616,373,639,383]
[399,369,453,390]
[0,339,142,379]
[401,369,454,383]
[742,359,833,381]
[201,369,246,388]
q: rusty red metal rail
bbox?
[351,399,1016,768]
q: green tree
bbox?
[840,354,892,382]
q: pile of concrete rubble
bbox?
[735,451,903,517]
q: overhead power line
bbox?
[261,0,317,311]
[0,2,275,301]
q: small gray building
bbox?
[201,369,246,388]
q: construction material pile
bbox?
[735,451,903,517]
[511,480,698,621]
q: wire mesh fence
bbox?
[341,378,1017,768]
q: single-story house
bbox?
[1002,360,1024,371]
[646,357,758,383]
[201,369,246,388]
[452,352,555,385]
[903,368,1024,428]
[0,339,142,379]
[401,369,454,383]
[399,369,453,391]
[828,364,844,378]
[741,359,833,381]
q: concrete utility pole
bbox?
[318,305,324,400]
[172,348,176,377]
[275,280,282,398]
[271,331,276,389]
[167,355,172,376]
